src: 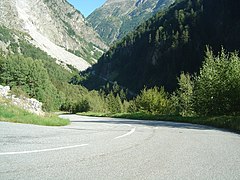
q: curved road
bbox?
[0,115,240,179]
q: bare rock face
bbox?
[0,0,108,70]
[0,85,44,116]
[88,0,175,44]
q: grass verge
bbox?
[0,104,69,126]
[79,112,240,133]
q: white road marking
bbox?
[0,144,89,155]
[114,127,136,139]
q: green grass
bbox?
[79,112,240,133]
[0,104,69,126]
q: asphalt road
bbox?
[0,115,240,180]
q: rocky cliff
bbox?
[0,0,108,70]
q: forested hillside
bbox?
[0,26,87,111]
[83,0,240,93]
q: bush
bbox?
[71,99,90,113]
[87,90,108,113]
[133,87,170,115]
[176,72,194,116]
[193,48,240,116]
[106,92,123,113]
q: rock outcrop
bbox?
[87,0,175,44]
[0,0,108,70]
[0,85,10,98]
[0,85,44,116]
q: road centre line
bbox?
[0,144,89,156]
[114,127,136,139]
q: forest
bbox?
[1,47,240,117]
[83,0,240,93]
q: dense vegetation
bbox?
[0,52,100,112]
[0,28,125,113]
[124,49,240,117]
[0,26,95,112]
[73,49,240,117]
[83,0,240,93]
[81,49,240,132]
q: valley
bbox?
[0,0,240,179]
[0,0,239,128]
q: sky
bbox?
[67,0,106,17]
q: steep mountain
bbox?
[83,0,240,93]
[87,0,175,44]
[0,24,90,111]
[0,0,108,70]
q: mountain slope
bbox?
[87,0,175,44]
[83,0,240,92]
[0,0,108,70]
[0,24,92,111]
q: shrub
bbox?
[193,48,240,116]
[106,92,123,113]
[176,72,194,116]
[133,87,170,115]
[72,99,90,113]
[86,90,108,113]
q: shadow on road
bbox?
[70,118,219,132]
